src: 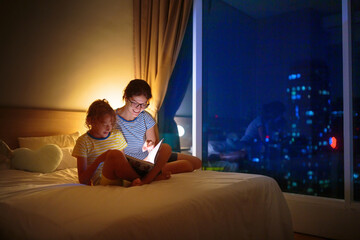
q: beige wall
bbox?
[0,0,133,111]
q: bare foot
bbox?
[154,171,171,181]
[129,178,142,187]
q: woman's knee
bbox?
[191,156,202,169]
[177,153,202,169]
[163,160,193,174]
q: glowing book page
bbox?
[145,138,164,164]
[126,139,164,175]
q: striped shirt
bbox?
[72,129,127,184]
[115,110,156,160]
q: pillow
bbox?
[56,147,77,170]
[18,132,80,150]
[12,144,62,173]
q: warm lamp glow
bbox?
[77,77,130,110]
[177,125,185,137]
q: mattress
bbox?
[0,168,293,240]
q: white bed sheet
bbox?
[0,169,293,240]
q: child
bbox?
[72,99,170,187]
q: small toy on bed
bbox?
[0,140,62,173]
[12,144,63,173]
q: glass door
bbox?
[194,0,360,239]
[202,0,343,198]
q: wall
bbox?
[0,0,133,111]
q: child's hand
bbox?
[142,140,155,152]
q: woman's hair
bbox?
[123,79,152,100]
[86,99,116,129]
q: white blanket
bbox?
[0,169,293,240]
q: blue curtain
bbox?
[158,15,192,152]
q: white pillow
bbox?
[12,144,62,173]
[56,147,77,170]
[18,132,80,150]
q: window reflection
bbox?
[202,0,344,198]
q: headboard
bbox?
[0,107,87,149]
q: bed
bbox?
[0,107,293,240]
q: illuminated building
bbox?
[287,61,331,156]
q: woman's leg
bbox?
[177,153,202,170]
[162,153,202,174]
[162,160,193,174]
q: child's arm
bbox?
[77,156,104,185]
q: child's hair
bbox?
[123,79,152,101]
[86,99,116,129]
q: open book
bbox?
[126,139,164,176]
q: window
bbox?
[190,1,360,238]
[202,0,344,198]
[352,0,360,201]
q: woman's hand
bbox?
[142,140,155,152]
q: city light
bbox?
[329,137,337,149]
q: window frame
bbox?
[192,0,360,238]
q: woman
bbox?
[115,79,202,175]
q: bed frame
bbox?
[0,107,87,149]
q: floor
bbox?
[294,232,331,240]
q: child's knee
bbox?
[160,143,172,154]
[103,150,126,168]
[106,150,124,159]
[160,143,172,159]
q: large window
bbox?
[202,0,345,198]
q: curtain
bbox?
[133,0,193,118]
[158,15,192,152]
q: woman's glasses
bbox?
[129,99,149,109]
